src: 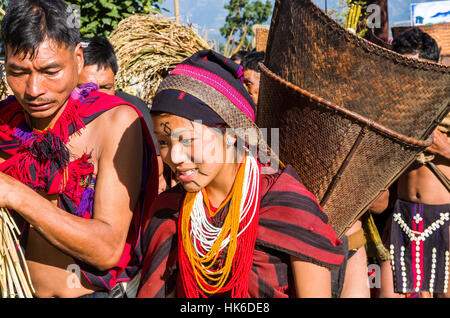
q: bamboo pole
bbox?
[174,0,179,23]
[231,25,248,56]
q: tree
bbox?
[65,0,165,38]
[220,0,272,53]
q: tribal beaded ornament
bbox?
[178,151,261,297]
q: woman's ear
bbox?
[223,132,238,164]
[225,133,237,147]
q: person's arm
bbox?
[0,105,143,271]
[426,130,450,161]
[368,189,389,214]
[291,256,332,298]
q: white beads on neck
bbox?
[189,151,259,259]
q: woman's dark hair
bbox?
[81,36,119,75]
[392,28,441,62]
[230,50,248,62]
[1,0,81,59]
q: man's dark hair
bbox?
[1,0,81,59]
[241,51,265,72]
[230,50,248,62]
[81,36,119,75]
[392,28,441,62]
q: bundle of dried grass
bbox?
[0,208,35,298]
[109,13,210,106]
[0,62,12,101]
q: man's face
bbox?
[243,69,261,106]
[5,39,84,128]
[78,64,116,95]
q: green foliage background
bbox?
[64,0,165,37]
[220,0,272,48]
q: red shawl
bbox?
[0,86,158,291]
[137,165,345,298]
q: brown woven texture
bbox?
[254,26,270,52]
[257,0,450,237]
[157,74,279,167]
[263,0,449,141]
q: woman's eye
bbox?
[158,140,168,147]
[180,138,195,146]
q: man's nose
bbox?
[25,73,46,98]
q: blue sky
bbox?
[158,0,448,41]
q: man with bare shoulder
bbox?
[379,28,450,298]
[0,0,158,298]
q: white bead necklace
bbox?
[189,152,260,260]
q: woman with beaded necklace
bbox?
[137,50,346,298]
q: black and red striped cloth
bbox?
[137,165,346,298]
[0,86,159,292]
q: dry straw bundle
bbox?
[0,10,34,299]
[0,62,11,101]
[0,208,34,298]
[109,13,210,106]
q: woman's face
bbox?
[152,113,236,193]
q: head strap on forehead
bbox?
[151,50,256,126]
[151,50,280,170]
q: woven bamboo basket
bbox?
[257,0,450,237]
[263,0,449,140]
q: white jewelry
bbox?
[393,211,450,293]
[393,212,450,242]
[189,150,260,261]
[226,137,235,146]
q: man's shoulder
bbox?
[79,90,140,126]
[95,104,141,130]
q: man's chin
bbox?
[21,103,65,128]
[24,107,56,119]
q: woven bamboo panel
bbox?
[264,0,449,140]
[254,25,270,52]
[257,0,450,237]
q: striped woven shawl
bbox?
[137,165,345,298]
